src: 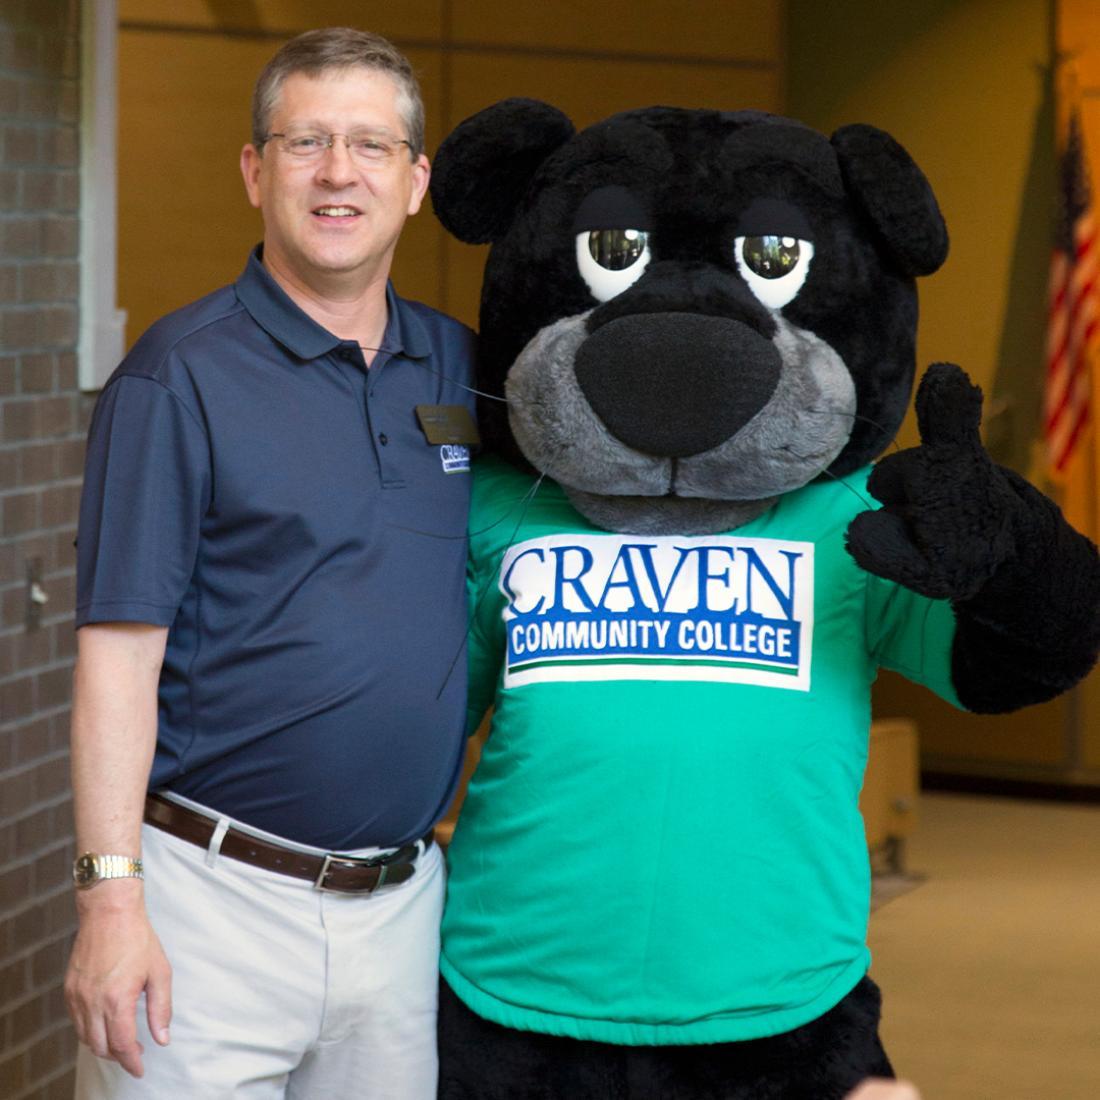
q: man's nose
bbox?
[317,138,358,186]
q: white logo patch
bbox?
[499,533,814,691]
[439,444,470,474]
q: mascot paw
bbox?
[845,363,1018,601]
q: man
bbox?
[64,28,476,1098]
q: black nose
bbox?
[573,312,781,458]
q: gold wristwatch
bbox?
[72,852,144,889]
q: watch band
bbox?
[73,852,144,889]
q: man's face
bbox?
[240,68,429,289]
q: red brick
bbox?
[45,887,75,937]
[44,126,76,167]
[32,847,70,898]
[13,717,51,765]
[36,666,71,709]
[0,306,41,348]
[0,264,17,303]
[1,216,40,257]
[41,482,78,526]
[40,216,77,258]
[20,442,57,483]
[0,1050,27,1094]
[0,957,27,1002]
[0,75,19,114]
[20,262,78,303]
[2,584,27,628]
[29,1022,77,1081]
[0,168,18,210]
[20,355,55,394]
[57,165,77,207]
[14,626,50,672]
[38,395,74,436]
[0,860,33,911]
[2,490,39,535]
[4,122,40,163]
[51,623,75,662]
[40,304,76,345]
[20,79,61,120]
[42,572,73,614]
[3,399,40,441]
[30,939,69,990]
[45,1066,77,1100]
[51,528,77,569]
[56,352,76,391]
[0,673,35,722]
[20,167,58,208]
[0,356,18,396]
[56,440,81,479]
[0,632,13,677]
[10,30,43,72]
[0,448,18,489]
[10,900,48,951]
[0,544,16,584]
[14,805,52,851]
[10,991,47,1045]
[12,533,51,573]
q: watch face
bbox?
[73,853,98,887]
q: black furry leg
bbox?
[437,975,893,1099]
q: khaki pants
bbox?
[75,810,445,1099]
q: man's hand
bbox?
[845,1080,922,1100]
[65,883,172,1078]
[846,363,1019,602]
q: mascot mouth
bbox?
[505,310,857,533]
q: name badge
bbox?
[415,405,480,446]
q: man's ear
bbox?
[832,124,949,277]
[430,98,575,244]
[240,143,263,209]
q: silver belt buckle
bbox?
[314,852,384,892]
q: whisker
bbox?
[434,458,560,700]
[781,444,877,510]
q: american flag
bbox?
[1045,103,1099,475]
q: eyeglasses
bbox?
[263,129,413,164]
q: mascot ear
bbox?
[430,98,575,244]
[832,123,948,277]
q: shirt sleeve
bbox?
[75,374,211,628]
[865,570,963,709]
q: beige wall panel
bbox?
[451,1,780,62]
[873,673,1068,769]
[789,0,1051,455]
[118,32,444,343]
[448,51,781,132]
[118,0,443,39]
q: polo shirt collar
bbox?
[235,245,432,362]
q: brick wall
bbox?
[1,2,87,1096]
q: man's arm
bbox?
[64,622,171,1079]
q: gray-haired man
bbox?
[65,27,476,1098]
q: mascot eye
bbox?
[575,229,651,301]
[734,235,814,310]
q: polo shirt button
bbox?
[379,433,389,445]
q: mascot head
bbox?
[431,100,947,534]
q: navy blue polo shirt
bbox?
[76,248,478,849]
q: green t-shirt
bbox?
[442,456,960,1045]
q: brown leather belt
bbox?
[144,793,433,894]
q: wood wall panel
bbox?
[118,0,443,39]
[446,50,780,133]
[450,1,780,63]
